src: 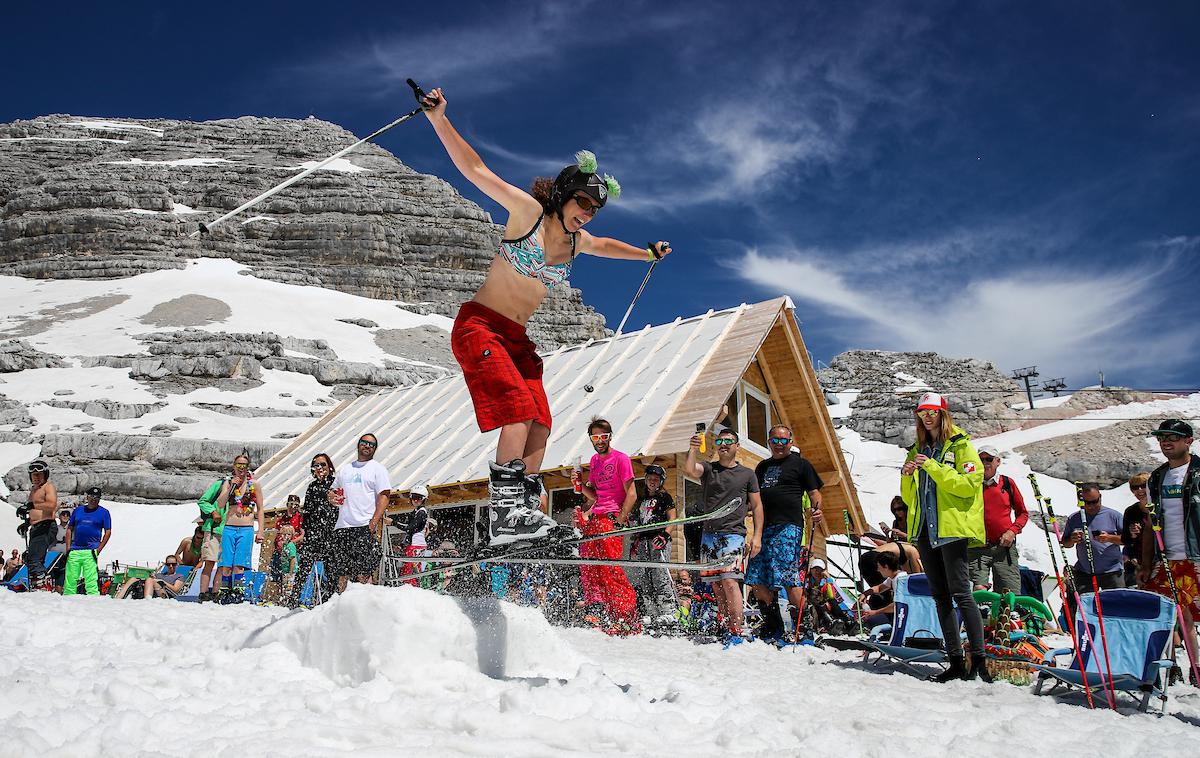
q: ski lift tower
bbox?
[1012,366,1040,409]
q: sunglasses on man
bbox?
[769,437,792,446]
[358,439,378,448]
[589,433,612,443]
[714,438,738,447]
[979,455,996,464]
[1082,497,1101,506]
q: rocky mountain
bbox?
[0,113,617,506]
[0,114,607,349]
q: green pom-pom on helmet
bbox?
[574,149,598,175]
[552,149,620,214]
[602,174,621,200]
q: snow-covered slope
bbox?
[1,586,1195,756]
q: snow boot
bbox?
[757,601,785,640]
[487,460,559,547]
[929,656,967,683]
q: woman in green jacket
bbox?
[900,392,990,683]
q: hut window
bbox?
[745,387,770,448]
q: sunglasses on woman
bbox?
[916,409,940,419]
[573,194,601,216]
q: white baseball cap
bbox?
[810,558,827,571]
[977,445,1001,459]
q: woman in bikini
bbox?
[421,87,671,546]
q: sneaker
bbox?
[582,602,611,628]
[487,460,560,547]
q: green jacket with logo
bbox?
[900,425,986,547]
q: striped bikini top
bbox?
[498,212,575,289]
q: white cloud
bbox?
[738,240,1198,387]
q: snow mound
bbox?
[242,584,582,685]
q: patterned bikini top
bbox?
[499,212,575,289]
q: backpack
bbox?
[999,475,1016,502]
[198,479,224,525]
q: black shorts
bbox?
[330,526,381,578]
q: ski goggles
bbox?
[589,433,612,443]
[768,437,791,445]
[28,461,49,474]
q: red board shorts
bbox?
[451,301,551,433]
[1143,559,1200,617]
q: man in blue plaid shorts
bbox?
[746,425,823,640]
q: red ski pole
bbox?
[1046,501,1108,710]
[1075,484,1118,710]
[1028,475,1094,709]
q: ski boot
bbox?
[486,460,563,548]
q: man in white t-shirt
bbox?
[1139,419,1200,684]
[329,433,392,591]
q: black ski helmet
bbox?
[549,150,620,215]
[644,464,666,479]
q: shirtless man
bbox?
[215,454,264,603]
[174,526,204,568]
[25,461,58,589]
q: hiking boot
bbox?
[757,602,785,640]
[487,460,560,547]
[929,656,967,683]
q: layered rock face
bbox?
[0,114,607,350]
[819,350,1025,447]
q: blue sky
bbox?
[6,1,1199,392]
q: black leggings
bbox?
[916,533,985,658]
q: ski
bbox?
[399,555,727,571]
[388,497,743,583]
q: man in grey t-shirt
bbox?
[683,428,763,640]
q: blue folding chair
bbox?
[298,561,327,607]
[1032,588,1176,713]
[238,571,268,604]
[859,573,953,676]
[172,566,206,602]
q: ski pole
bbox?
[583,259,658,393]
[792,514,816,644]
[1147,500,1200,688]
[190,79,433,237]
[843,510,865,636]
[1027,474,1094,709]
[1073,482,1118,710]
[1030,475,1102,709]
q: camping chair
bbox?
[1032,588,1176,714]
[858,573,953,676]
[236,571,268,604]
[3,550,62,592]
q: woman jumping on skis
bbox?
[419,87,672,548]
[900,392,992,683]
